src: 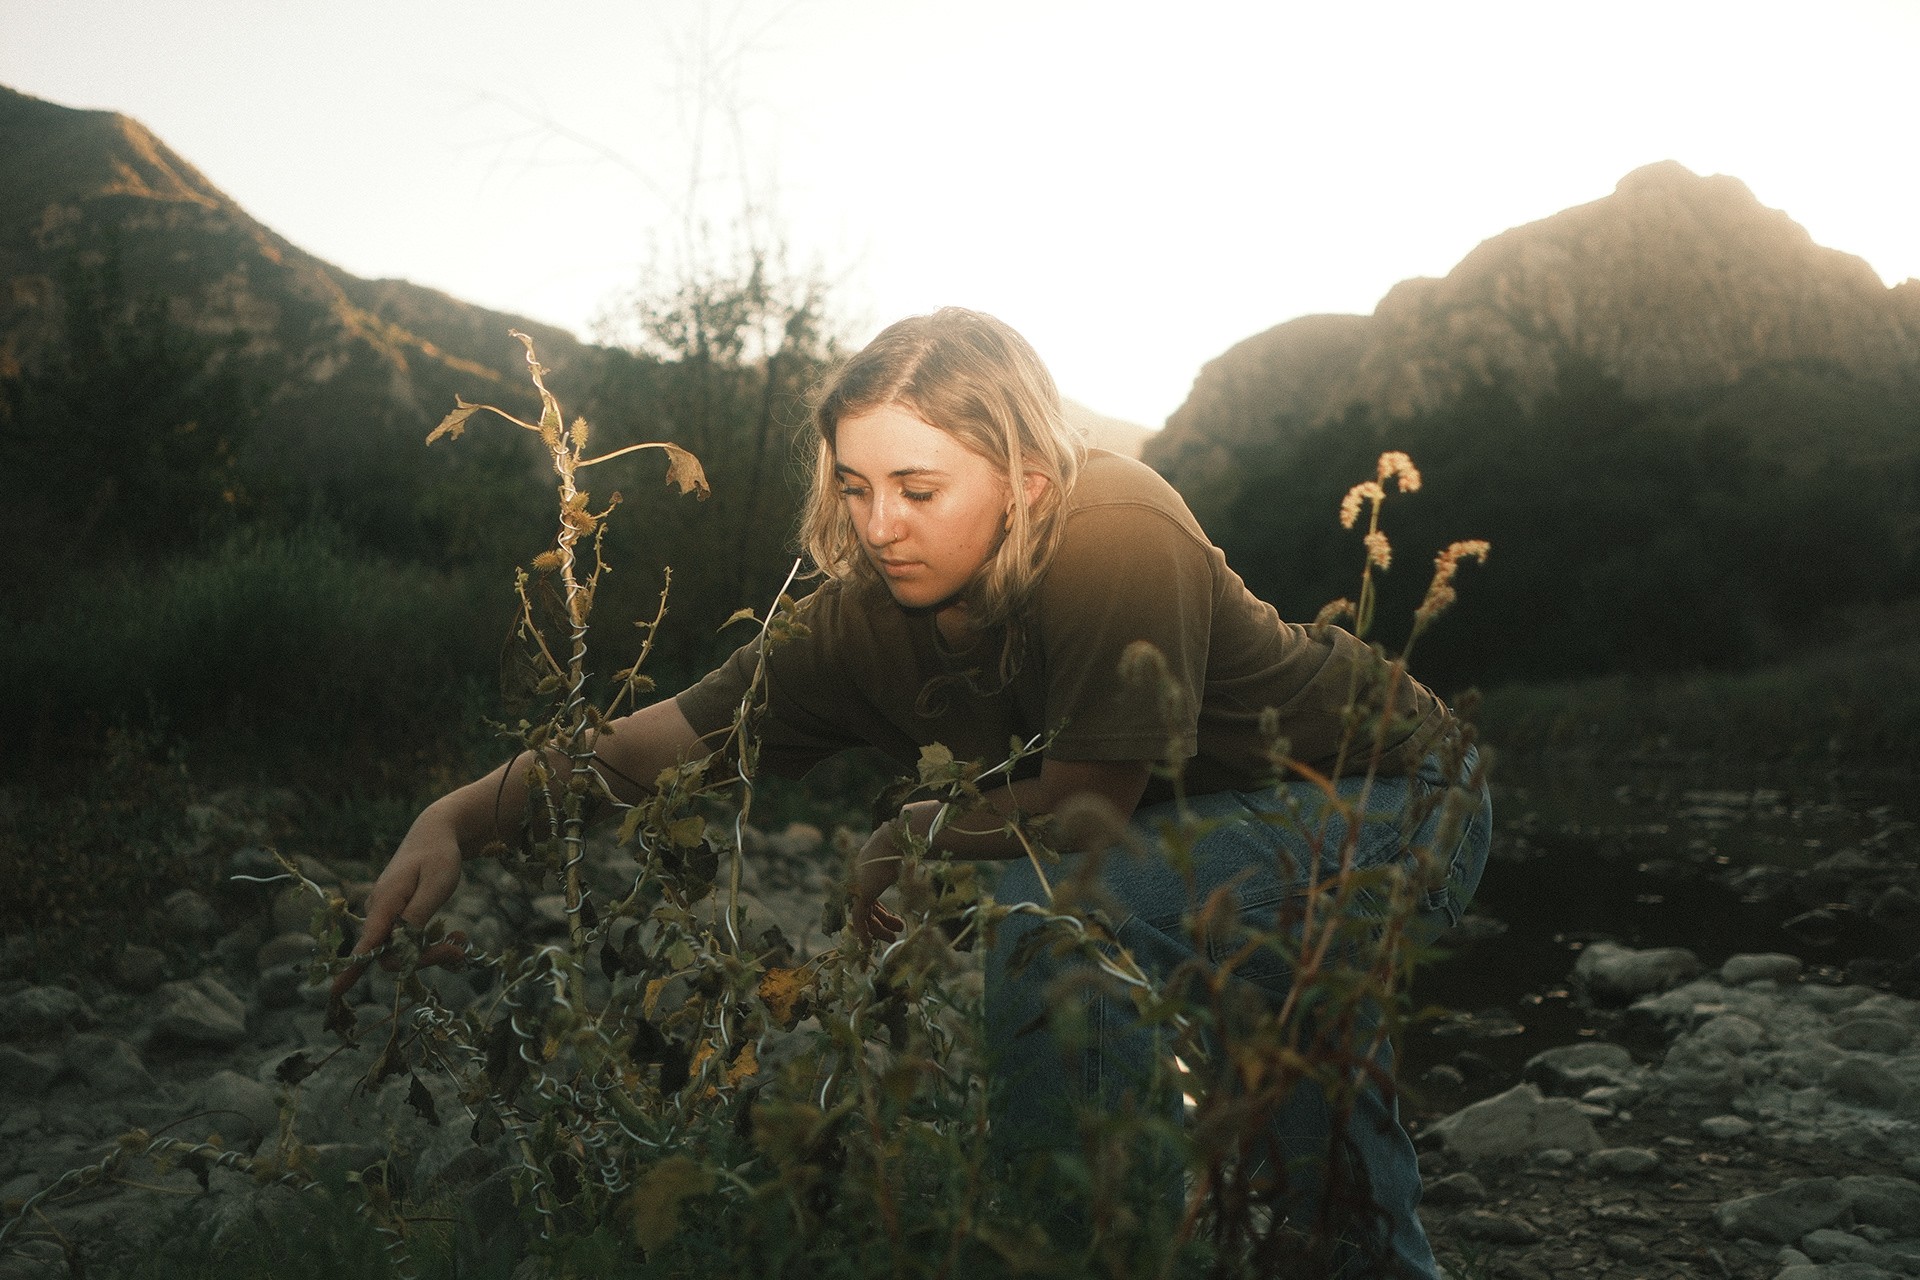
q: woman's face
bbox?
[833,403,1019,615]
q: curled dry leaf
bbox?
[427,396,481,445]
[659,442,710,500]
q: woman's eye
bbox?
[838,485,867,499]
[904,490,935,503]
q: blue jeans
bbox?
[985,748,1490,1278]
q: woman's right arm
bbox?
[332,698,705,997]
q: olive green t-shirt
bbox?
[676,450,1449,805]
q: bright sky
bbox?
[3,0,1915,427]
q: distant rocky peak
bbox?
[1148,160,1920,516]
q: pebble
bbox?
[1451,1210,1541,1244]
[1722,953,1803,985]
[1585,1147,1661,1176]
[1701,1113,1755,1138]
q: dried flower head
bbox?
[1364,529,1392,570]
[1376,451,1422,493]
[1339,480,1385,530]
[1312,597,1356,635]
[1415,539,1491,625]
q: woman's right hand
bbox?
[327,699,705,1002]
[329,804,470,1001]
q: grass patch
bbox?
[1477,602,1920,762]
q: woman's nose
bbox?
[864,495,902,546]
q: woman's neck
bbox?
[934,602,972,649]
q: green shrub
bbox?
[1,524,501,762]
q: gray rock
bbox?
[1841,1175,1920,1230]
[304,1141,388,1182]
[255,931,317,972]
[1424,1171,1486,1204]
[1831,1018,1914,1056]
[766,822,825,859]
[162,888,223,940]
[1800,1229,1882,1264]
[1797,984,1876,1015]
[151,976,249,1048]
[1575,941,1702,1002]
[270,885,318,936]
[1585,1147,1661,1175]
[213,921,267,975]
[1721,952,1804,985]
[1713,1177,1849,1243]
[1658,1028,1750,1102]
[255,963,308,1010]
[60,1034,153,1095]
[1423,1084,1601,1160]
[1522,1041,1638,1094]
[112,945,168,994]
[193,1070,282,1150]
[529,893,572,934]
[1827,1057,1912,1111]
[1869,885,1920,931]
[0,984,94,1040]
[0,1045,60,1094]
[1700,1114,1755,1138]
[1450,1210,1541,1244]
[0,1237,67,1279]
[1693,1013,1768,1054]
[1580,1084,1643,1111]
[1772,1266,1904,1280]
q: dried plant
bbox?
[1,352,1487,1280]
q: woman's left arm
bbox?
[852,756,1151,943]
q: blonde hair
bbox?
[799,307,1087,631]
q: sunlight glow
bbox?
[2,0,1912,427]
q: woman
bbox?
[345,307,1489,1277]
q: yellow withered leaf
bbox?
[427,396,481,444]
[659,442,710,500]
[725,1041,758,1088]
[757,966,813,1029]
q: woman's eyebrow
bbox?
[832,462,949,480]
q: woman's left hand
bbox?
[851,823,906,945]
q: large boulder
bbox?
[0,985,95,1040]
[150,976,249,1048]
[1713,1177,1849,1243]
[1422,1084,1601,1161]
[1574,942,1701,1003]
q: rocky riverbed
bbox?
[1,765,1916,1279]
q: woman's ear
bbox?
[1020,470,1050,508]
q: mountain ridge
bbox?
[1147,161,1920,523]
[0,83,586,424]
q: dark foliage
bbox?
[1204,358,1920,694]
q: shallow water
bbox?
[1399,754,1919,1091]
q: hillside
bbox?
[0,84,586,445]
[1148,161,1920,527]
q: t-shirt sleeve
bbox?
[674,629,863,779]
[1033,500,1214,764]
